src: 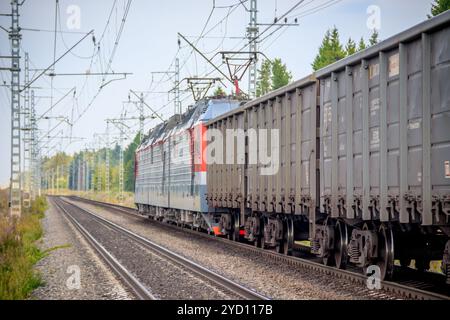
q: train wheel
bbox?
[334,220,348,269]
[232,211,240,242]
[377,224,395,281]
[361,222,375,276]
[323,251,335,266]
[322,219,335,266]
[282,217,294,256]
[253,217,263,248]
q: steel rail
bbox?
[57,197,268,300]
[51,198,156,300]
[68,196,450,301]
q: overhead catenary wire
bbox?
[24,0,127,157]
[113,0,344,137]
[289,0,343,19]
[69,0,343,153]
[50,0,59,132]
[262,0,344,52]
[150,0,244,93]
[71,0,133,128]
[102,0,132,80]
[57,1,96,60]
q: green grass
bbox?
[0,195,47,300]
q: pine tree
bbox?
[312,29,332,71]
[429,0,450,17]
[312,27,346,71]
[369,29,379,46]
[271,58,292,90]
[256,59,272,97]
[345,38,357,56]
[329,27,346,60]
[358,37,366,51]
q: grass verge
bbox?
[0,195,47,300]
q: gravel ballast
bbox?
[67,198,402,300]
[59,200,241,300]
[31,199,132,300]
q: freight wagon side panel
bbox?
[318,14,450,226]
[217,77,318,218]
[245,83,318,215]
[205,76,318,243]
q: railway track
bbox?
[67,196,450,301]
[52,197,268,300]
[51,198,155,300]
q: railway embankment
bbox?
[0,191,45,299]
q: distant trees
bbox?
[256,58,292,97]
[358,37,367,51]
[256,59,272,97]
[312,27,380,71]
[369,29,379,46]
[124,134,141,192]
[429,0,450,17]
[312,27,346,71]
[345,38,357,56]
[42,133,141,194]
[271,58,293,91]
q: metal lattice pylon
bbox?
[97,151,102,192]
[23,52,31,208]
[138,95,144,142]
[30,89,37,200]
[247,0,259,99]
[118,126,124,204]
[105,121,110,196]
[9,0,22,217]
[84,155,89,192]
[174,58,181,116]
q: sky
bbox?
[0,0,435,187]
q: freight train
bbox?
[135,11,450,281]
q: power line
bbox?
[141,0,246,110]
[102,0,132,79]
[98,0,118,44]
[70,1,133,128]
[49,0,59,134]
[57,2,95,60]
[289,0,343,19]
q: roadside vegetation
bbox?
[0,189,47,300]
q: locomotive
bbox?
[135,11,450,281]
[135,97,245,232]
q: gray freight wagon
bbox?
[205,11,450,281]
